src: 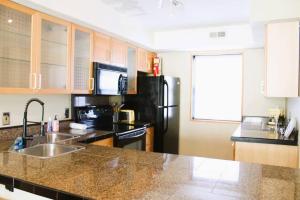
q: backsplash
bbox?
[0,120,71,141]
[0,94,71,127]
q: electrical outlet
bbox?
[2,112,10,126]
[65,108,70,119]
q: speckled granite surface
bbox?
[0,143,300,200]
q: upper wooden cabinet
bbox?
[36,14,72,94]
[71,25,93,94]
[111,38,127,68]
[93,32,111,64]
[138,48,155,73]
[0,1,36,93]
[127,45,138,94]
[0,1,156,94]
[265,21,299,97]
[137,48,148,72]
[147,52,156,73]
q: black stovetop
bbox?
[92,123,145,134]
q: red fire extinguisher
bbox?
[153,57,160,76]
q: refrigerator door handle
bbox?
[163,80,169,133]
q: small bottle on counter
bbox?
[47,117,52,133]
[52,115,59,132]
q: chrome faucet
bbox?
[23,98,45,140]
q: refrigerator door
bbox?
[162,106,179,154]
[163,76,180,107]
[138,76,163,107]
[154,106,179,154]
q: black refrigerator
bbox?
[125,75,180,154]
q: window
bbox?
[192,54,243,121]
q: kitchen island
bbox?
[0,139,300,200]
[231,121,298,168]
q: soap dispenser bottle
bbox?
[52,115,59,132]
[47,117,52,133]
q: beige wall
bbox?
[158,48,286,160]
[0,94,71,127]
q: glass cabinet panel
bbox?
[0,4,32,88]
[73,28,91,92]
[40,19,68,89]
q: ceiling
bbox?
[100,0,250,31]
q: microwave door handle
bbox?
[118,74,123,94]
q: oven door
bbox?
[114,129,146,151]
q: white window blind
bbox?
[192,54,243,121]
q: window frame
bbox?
[190,51,244,123]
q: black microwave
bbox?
[93,62,128,95]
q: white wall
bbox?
[154,24,264,51]
[0,94,71,127]
[159,48,285,160]
[287,98,300,167]
[287,99,300,128]
[251,0,300,22]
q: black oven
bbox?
[114,128,146,151]
[73,102,147,151]
[93,62,128,95]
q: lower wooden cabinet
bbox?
[146,127,154,152]
[91,137,113,147]
[233,142,298,168]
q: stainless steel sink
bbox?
[45,133,80,144]
[14,144,85,159]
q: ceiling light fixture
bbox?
[158,0,183,9]
[7,19,13,24]
[170,0,183,8]
[158,0,163,9]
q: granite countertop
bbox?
[1,144,300,199]
[0,140,14,153]
[231,124,298,146]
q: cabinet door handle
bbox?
[89,78,94,90]
[32,73,37,89]
[38,74,42,89]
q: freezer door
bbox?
[138,76,162,107]
[163,76,180,107]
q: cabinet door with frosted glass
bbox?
[127,45,137,94]
[38,14,71,93]
[0,1,35,93]
[71,25,93,94]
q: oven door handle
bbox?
[116,130,146,140]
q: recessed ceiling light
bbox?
[7,19,13,24]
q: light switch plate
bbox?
[2,112,10,126]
